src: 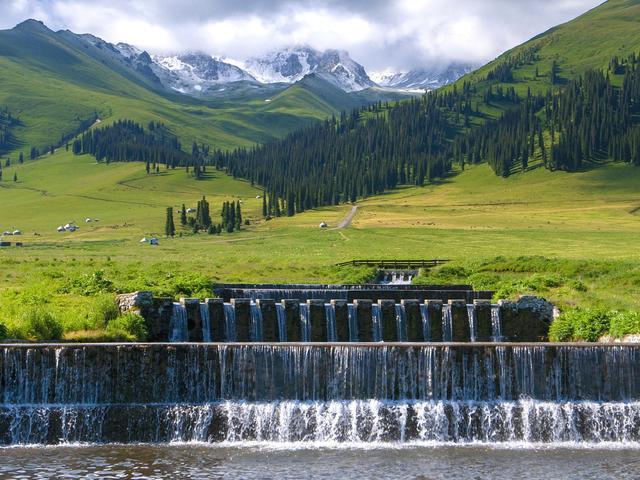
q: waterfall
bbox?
[371,304,383,342]
[200,303,211,342]
[442,304,453,342]
[299,303,311,342]
[1,344,640,445]
[395,304,408,342]
[420,304,430,341]
[491,305,503,341]
[169,303,188,342]
[325,304,337,342]
[223,303,236,342]
[348,304,358,342]
[276,303,287,342]
[250,303,263,342]
[467,304,477,342]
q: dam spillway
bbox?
[1,343,640,445]
[161,298,548,343]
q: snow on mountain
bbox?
[149,53,256,94]
[371,63,476,91]
[245,46,375,92]
[115,42,142,59]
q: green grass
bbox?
[0,146,639,339]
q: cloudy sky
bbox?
[1,0,603,71]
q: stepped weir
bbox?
[1,286,637,447]
[1,344,640,445]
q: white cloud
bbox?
[0,0,604,70]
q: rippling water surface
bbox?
[2,444,640,479]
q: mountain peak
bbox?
[13,19,51,34]
[245,46,374,92]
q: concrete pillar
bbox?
[449,299,470,342]
[205,298,225,342]
[379,299,397,342]
[231,299,251,342]
[354,299,374,342]
[331,300,349,342]
[282,299,301,342]
[308,299,327,342]
[426,300,443,342]
[402,299,422,342]
[257,299,277,342]
[473,299,493,342]
[180,298,202,342]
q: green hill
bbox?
[451,0,640,110]
[0,20,398,157]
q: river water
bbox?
[1,444,639,479]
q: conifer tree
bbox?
[180,204,187,225]
[165,207,175,237]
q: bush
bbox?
[23,309,64,341]
[609,311,640,338]
[106,313,148,342]
[0,322,7,340]
[90,296,120,327]
[549,308,612,342]
[549,315,575,342]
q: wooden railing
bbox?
[335,259,450,269]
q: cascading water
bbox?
[347,304,358,342]
[467,304,477,342]
[491,305,503,341]
[300,303,311,342]
[276,303,287,342]
[395,304,408,342]
[223,303,236,342]
[169,303,188,342]
[325,304,337,342]
[250,303,263,342]
[420,304,431,342]
[200,303,211,342]
[442,304,453,342]
[371,304,383,342]
[1,344,640,446]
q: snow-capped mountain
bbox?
[244,46,375,92]
[371,63,476,91]
[113,44,256,95]
[150,53,256,94]
[72,29,468,98]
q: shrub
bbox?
[549,315,576,342]
[0,322,7,340]
[60,270,115,296]
[549,308,612,342]
[23,309,64,341]
[609,311,640,339]
[106,313,148,342]
[90,296,120,327]
[573,309,612,342]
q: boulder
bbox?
[116,291,154,313]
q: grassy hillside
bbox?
[0,20,391,157]
[450,0,640,114]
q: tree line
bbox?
[72,119,192,168]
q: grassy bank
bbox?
[0,150,638,340]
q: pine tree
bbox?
[180,204,187,225]
[165,207,175,237]
[262,193,267,218]
[13,172,17,182]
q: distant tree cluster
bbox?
[73,119,191,167]
[471,56,640,174]
[221,200,242,233]
[0,107,19,155]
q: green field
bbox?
[1,148,639,340]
